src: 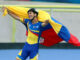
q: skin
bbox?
[28,11,38,24]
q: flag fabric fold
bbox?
[3,6,80,47]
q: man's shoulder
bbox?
[24,19,30,21]
[24,19,30,23]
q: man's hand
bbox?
[1,7,7,12]
[41,20,49,27]
[45,20,49,24]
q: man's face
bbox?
[28,11,36,20]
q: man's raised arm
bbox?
[2,7,24,23]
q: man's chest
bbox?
[28,22,40,31]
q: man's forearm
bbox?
[7,10,20,20]
[8,11,20,20]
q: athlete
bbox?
[2,7,49,60]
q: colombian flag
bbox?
[3,6,80,47]
[40,17,80,47]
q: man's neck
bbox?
[32,17,38,24]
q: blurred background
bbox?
[1,0,80,4]
[0,0,80,60]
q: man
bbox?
[3,8,49,60]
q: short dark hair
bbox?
[28,8,38,16]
